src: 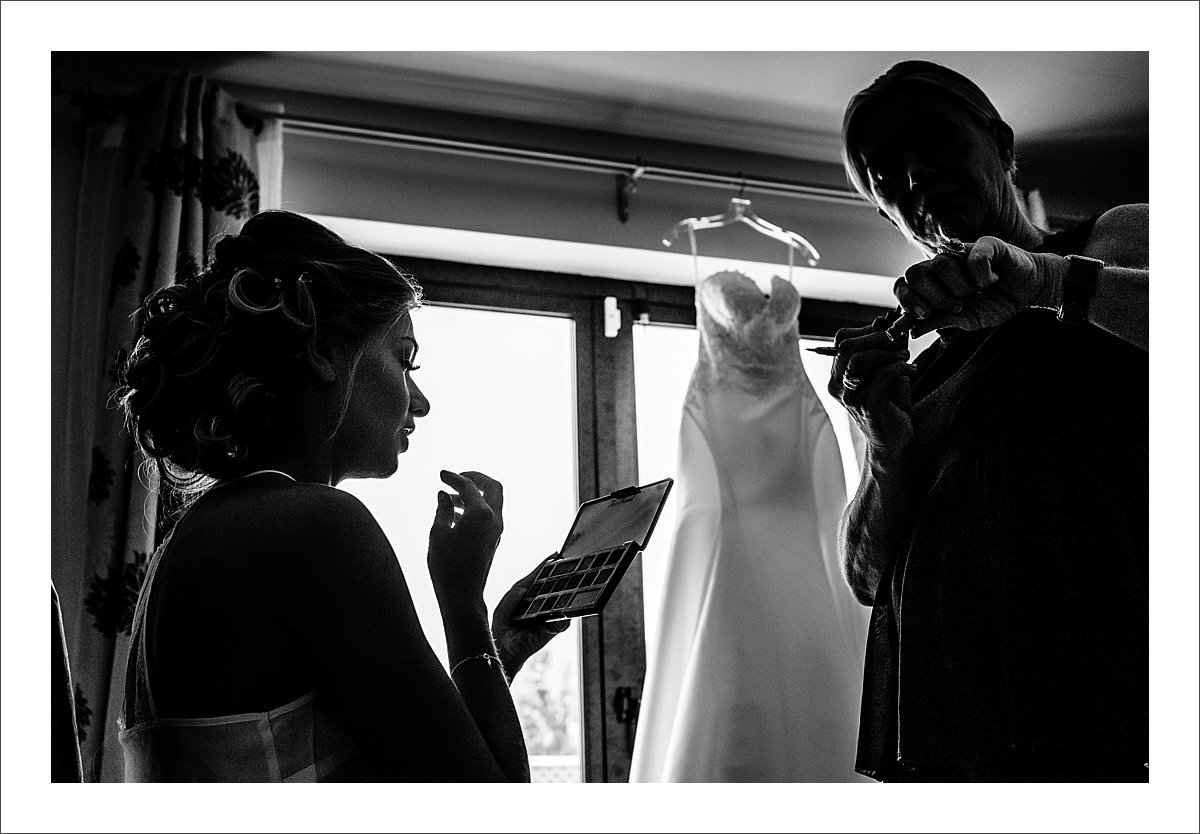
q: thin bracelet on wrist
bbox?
[449,652,503,677]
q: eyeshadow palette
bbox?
[510,478,673,623]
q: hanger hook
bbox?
[736,174,746,199]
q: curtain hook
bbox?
[616,157,646,224]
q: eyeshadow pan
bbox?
[550,560,577,577]
[571,589,601,608]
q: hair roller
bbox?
[227,268,283,317]
[143,308,222,379]
[276,274,316,335]
[144,284,195,320]
[201,276,232,317]
[224,372,277,431]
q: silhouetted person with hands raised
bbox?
[831,61,1148,782]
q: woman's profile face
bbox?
[331,313,430,481]
[853,85,1013,250]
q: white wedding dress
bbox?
[631,271,870,782]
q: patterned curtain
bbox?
[53,73,278,782]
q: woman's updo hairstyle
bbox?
[117,210,423,494]
[841,59,1017,204]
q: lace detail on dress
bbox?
[692,271,805,396]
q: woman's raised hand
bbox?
[490,555,571,683]
[427,470,505,607]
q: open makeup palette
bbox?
[510,478,673,623]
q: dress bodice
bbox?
[693,271,805,395]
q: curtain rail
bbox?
[241,108,868,208]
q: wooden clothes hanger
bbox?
[663,191,820,287]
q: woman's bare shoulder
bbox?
[262,481,374,521]
[260,482,389,553]
[181,480,395,573]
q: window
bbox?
[337,255,699,782]
[339,305,582,782]
[335,248,888,782]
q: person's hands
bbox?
[490,555,570,683]
[894,236,1067,338]
[829,314,920,460]
[427,470,504,610]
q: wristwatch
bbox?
[1057,254,1104,324]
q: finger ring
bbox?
[842,372,864,391]
[937,238,967,258]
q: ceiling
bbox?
[51,49,1152,236]
[189,50,1151,218]
[193,50,1149,165]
